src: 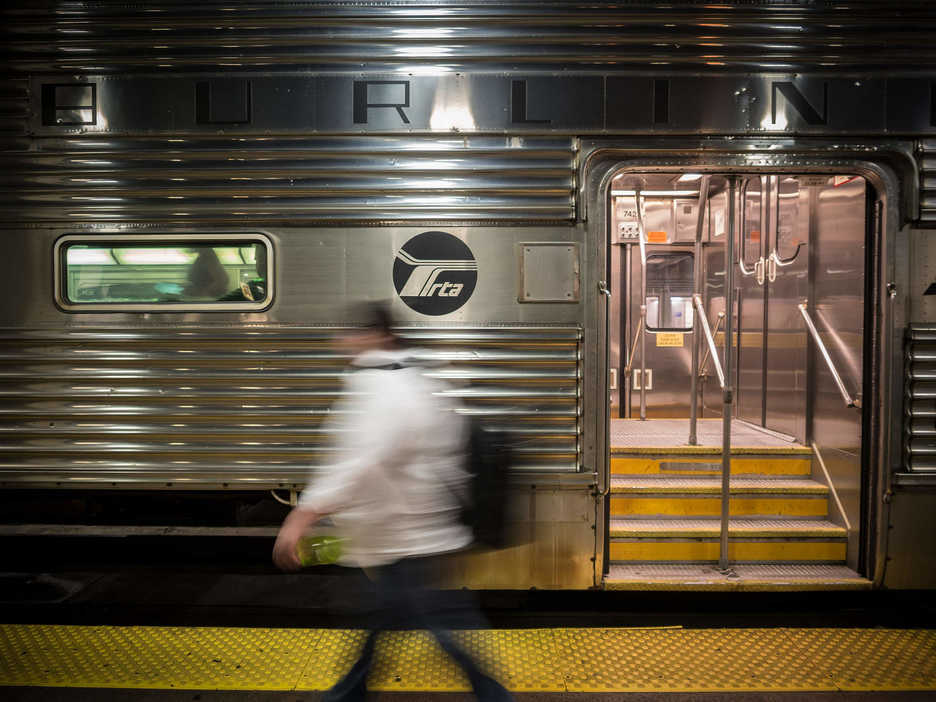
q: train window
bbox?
[645,252,694,331]
[55,234,273,311]
[776,176,802,262]
[741,176,762,266]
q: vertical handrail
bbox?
[689,176,711,445]
[798,302,861,409]
[635,189,648,420]
[719,176,738,573]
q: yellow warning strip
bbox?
[0,625,934,692]
[611,456,812,475]
[610,496,829,517]
[609,540,847,562]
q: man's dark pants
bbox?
[325,555,512,702]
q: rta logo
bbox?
[393,231,477,316]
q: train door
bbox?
[737,176,767,428]
[611,176,713,419]
[605,169,870,589]
[737,175,811,441]
[624,245,695,417]
[735,175,865,443]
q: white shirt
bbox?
[298,349,472,567]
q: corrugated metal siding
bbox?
[3,1,936,73]
[0,80,28,136]
[919,140,936,225]
[0,326,582,487]
[0,135,576,223]
[904,325,936,472]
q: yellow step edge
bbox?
[603,578,871,592]
[611,446,813,456]
[610,496,829,517]
[612,456,811,476]
[609,520,846,539]
[609,540,847,562]
[610,479,827,494]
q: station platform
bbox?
[1,623,934,694]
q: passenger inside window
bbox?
[184,248,230,300]
[219,244,267,302]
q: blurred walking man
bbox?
[273,303,512,702]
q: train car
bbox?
[0,0,934,591]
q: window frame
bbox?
[740,175,764,267]
[54,232,274,312]
[644,250,695,333]
[775,176,803,263]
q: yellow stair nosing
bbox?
[610,478,828,495]
[609,519,847,539]
[611,446,813,456]
[603,579,872,591]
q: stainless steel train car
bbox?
[1,0,935,591]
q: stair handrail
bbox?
[693,294,725,389]
[797,302,861,409]
[812,442,852,533]
[623,314,644,378]
[698,311,726,380]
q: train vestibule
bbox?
[606,172,869,590]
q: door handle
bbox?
[767,253,778,282]
[755,257,765,286]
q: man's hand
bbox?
[272,527,302,571]
[273,506,320,572]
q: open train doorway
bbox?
[605,171,870,591]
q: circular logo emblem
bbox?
[393,231,477,316]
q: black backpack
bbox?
[461,418,513,550]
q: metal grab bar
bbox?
[698,311,726,379]
[623,315,644,377]
[797,302,861,409]
[693,294,726,389]
[688,174,711,446]
[635,190,648,420]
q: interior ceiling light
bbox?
[677,173,703,182]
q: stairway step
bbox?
[609,518,845,538]
[609,518,847,563]
[611,446,812,456]
[610,477,827,494]
[610,478,829,517]
[611,454,811,476]
[604,564,871,591]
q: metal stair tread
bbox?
[610,477,828,494]
[609,518,847,538]
[611,446,813,456]
[603,564,871,591]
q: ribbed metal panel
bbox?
[0,326,582,487]
[919,140,936,224]
[0,135,576,223]
[3,1,936,73]
[0,80,28,136]
[904,325,936,472]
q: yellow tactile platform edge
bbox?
[1,625,934,692]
